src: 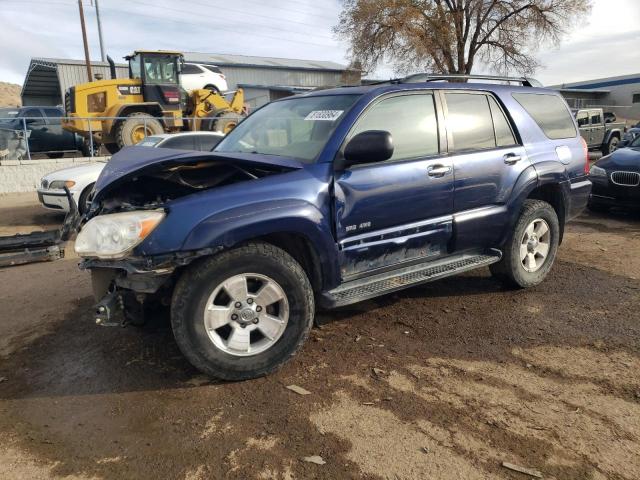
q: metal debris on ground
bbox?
[301,455,326,465]
[502,461,543,478]
[285,384,311,395]
[372,367,387,377]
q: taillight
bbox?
[581,137,589,174]
[162,88,180,104]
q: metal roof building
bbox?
[21,53,360,109]
[553,73,640,122]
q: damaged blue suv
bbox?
[75,75,591,380]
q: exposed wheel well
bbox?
[527,184,566,243]
[255,233,323,294]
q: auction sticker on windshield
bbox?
[305,110,344,121]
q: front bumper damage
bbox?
[82,247,220,327]
[0,188,81,267]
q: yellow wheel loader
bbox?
[62,50,246,153]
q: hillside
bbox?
[0,82,21,107]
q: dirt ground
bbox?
[0,192,639,480]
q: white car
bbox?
[180,62,228,93]
[37,132,226,213]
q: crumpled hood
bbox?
[94,146,304,198]
[597,147,640,171]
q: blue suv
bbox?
[74,75,591,380]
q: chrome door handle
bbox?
[427,165,452,177]
[503,154,522,165]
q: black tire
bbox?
[80,138,101,157]
[171,242,315,380]
[490,199,560,288]
[204,84,221,94]
[202,111,243,134]
[115,112,164,149]
[104,143,119,155]
[46,152,65,159]
[602,135,619,155]
[78,182,95,214]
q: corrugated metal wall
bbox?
[56,65,129,96]
[221,67,343,90]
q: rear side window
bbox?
[161,136,197,150]
[512,93,577,139]
[488,96,516,147]
[350,93,439,161]
[182,64,202,75]
[203,65,223,74]
[590,111,602,125]
[445,93,495,151]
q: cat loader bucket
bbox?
[0,188,81,268]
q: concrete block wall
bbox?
[0,157,109,194]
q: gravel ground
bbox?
[0,192,639,480]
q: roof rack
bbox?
[401,73,542,87]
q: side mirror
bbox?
[343,130,393,167]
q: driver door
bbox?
[334,92,454,279]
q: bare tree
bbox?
[334,0,592,76]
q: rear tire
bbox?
[490,199,560,288]
[171,242,315,380]
[202,111,243,134]
[46,152,65,159]
[115,112,164,149]
[204,84,221,95]
[80,138,101,157]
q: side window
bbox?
[198,134,224,151]
[590,111,602,125]
[23,108,44,125]
[349,93,439,162]
[445,93,495,151]
[160,136,196,150]
[576,111,589,127]
[43,108,63,125]
[512,93,577,140]
[487,96,516,147]
[182,63,202,75]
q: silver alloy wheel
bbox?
[520,218,551,273]
[203,273,289,357]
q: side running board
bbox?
[321,250,502,308]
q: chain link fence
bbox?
[0,114,244,162]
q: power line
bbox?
[97,4,337,49]
[128,0,336,42]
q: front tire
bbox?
[171,242,315,380]
[602,136,619,155]
[115,112,164,149]
[490,199,560,288]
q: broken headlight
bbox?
[75,210,165,259]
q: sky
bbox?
[0,0,638,87]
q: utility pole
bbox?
[78,0,93,82]
[94,0,106,62]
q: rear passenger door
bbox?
[43,108,76,150]
[334,92,454,278]
[442,91,528,251]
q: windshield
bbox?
[215,94,361,163]
[143,54,178,84]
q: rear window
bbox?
[203,65,222,74]
[512,93,577,140]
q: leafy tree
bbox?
[335,0,592,76]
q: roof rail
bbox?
[402,73,542,87]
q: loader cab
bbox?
[126,51,183,111]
